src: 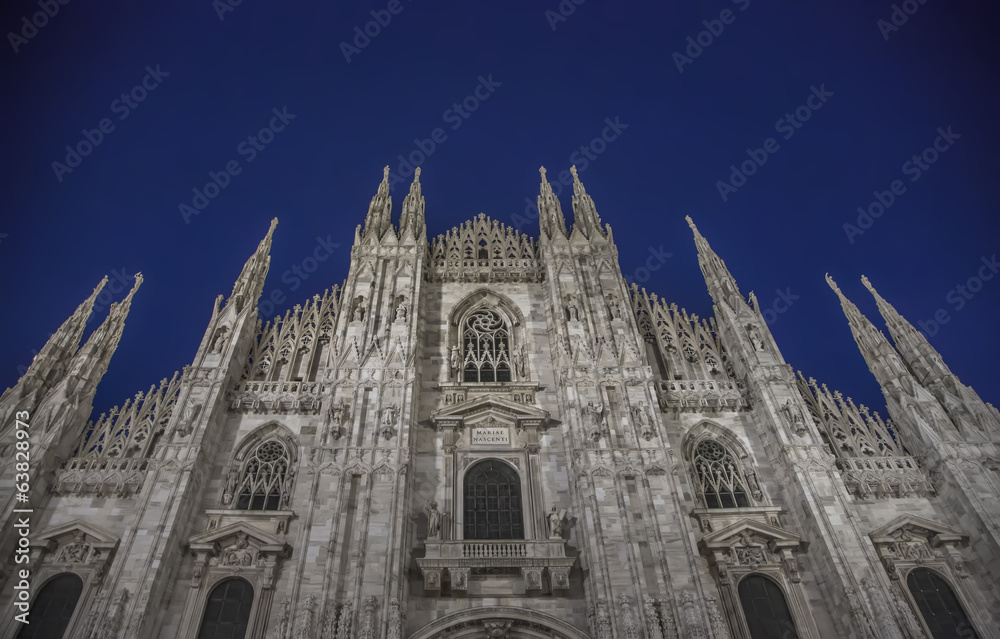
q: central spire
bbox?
[362,166,394,241]
[537,166,567,240]
[569,165,606,239]
[399,166,426,240]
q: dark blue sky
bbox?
[2,0,998,419]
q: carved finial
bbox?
[414,166,421,182]
[825,273,841,294]
[539,166,547,178]
[382,165,390,180]
[570,165,579,181]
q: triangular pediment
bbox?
[189,521,288,550]
[699,518,804,553]
[869,514,967,546]
[31,519,119,547]
[431,393,550,428]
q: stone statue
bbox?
[607,295,622,320]
[394,300,407,322]
[450,346,460,379]
[427,501,442,539]
[548,505,566,537]
[223,469,239,504]
[280,467,296,509]
[353,303,364,322]
[566,296,580,322]
[747,324,763,350]
[380,404,398,439]
[210,326,228,353]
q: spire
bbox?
[228,218,278,313]
[861,275,952,383]
[569,166,606,239]
[64,273,143,394]
[537,167,568,240]
[399,166,426,240]
[362,166,394,241]
[686,216,744,311]
[862,275,1000,436]
[826,274,911,387]
[28,276,108,385]
[0,276,110,416]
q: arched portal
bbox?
[409,606,591,639]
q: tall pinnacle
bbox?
[826,274,910,384]
[362,166,393,240]
[399,166,426,239]
[0,276,111,413]
[67,273,143,384]
[687,216,743,311]
[228,218,278,312]
[861,275,952,383]
[537,166,567,240]
[569,166,606,239]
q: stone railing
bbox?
[53,457,152,498]
[655,379,746,413]
[417,538,575,593]
[835,456,933,500]
[229,381,327,414]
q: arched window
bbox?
[693,439,753,508]
[907,568,978,639]
[738,575,799,639]
[17,573,82,639]
[197,578,254,639]
[235,440,292,511]
[462,310,512,383]
[464,460,524,539]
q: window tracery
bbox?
[461,310,512,383]
[693,439,756,508]
[228,440,294,511]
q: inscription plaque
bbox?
[471,427,510,446]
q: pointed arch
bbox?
[682,421,760,508]
[223,422,299,511]
[449,290,525,384]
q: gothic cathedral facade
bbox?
[1,166,998,639]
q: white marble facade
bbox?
[0,166,998,639]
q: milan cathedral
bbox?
[1,166,997,638]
